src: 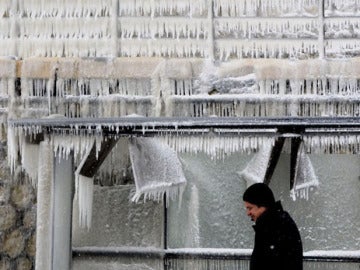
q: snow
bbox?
[304,250,360,258]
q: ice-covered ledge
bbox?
[6,57,360,79]
[8,116,360,137]
[304,250,360,261]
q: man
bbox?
[243,183,303,270]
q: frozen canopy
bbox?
[8,116,360,157]
[8,116,360,228]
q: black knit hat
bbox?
[243,183,275,207]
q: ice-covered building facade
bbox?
[1,0,360,269]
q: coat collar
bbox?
[253,201,283,231]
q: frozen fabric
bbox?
[291,142,319,200]
[238,142,273,187]
[129,137,186,203]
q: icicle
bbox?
[160,135,275,159]
[75,174,94,229]
[73,138,96,229]
[7,126,19,174]
[119,0,207,17]
[119,39,209,58]
[21,141,40,187]
[186,185,200,245]
[304,134,360,154]
[53,134,99,162]
[216,40,319,60]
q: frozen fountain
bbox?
[1,0,360,270]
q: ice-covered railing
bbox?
[1,0,360,59]
[167,58,360,117]
[215,18,319,39]
[1,57,360,122]
[213,0,319,17]
[19,0,112,17]
[0,0,115,58]
[17,58,162,119]
[325,0,360,16]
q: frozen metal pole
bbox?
[52,151,74,270]
[318,0,325,59]
[111,0,119,57]
[35,139,53,270]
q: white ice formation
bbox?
[237,141,275,187]
[0,0,359,59]
[290,142,319,201]
[128,137,186,204]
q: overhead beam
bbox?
[8,116,360,137]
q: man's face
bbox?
[244,201,267,222]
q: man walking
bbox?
[243,183,303,270]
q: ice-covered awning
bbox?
[8,116,360,158]
[8,116,360,228]
[8,116,360,136]
[9,115,360,160]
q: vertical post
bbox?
[163,195,167,250]
[9,0,18,56]
[318,0,325,59]
[111,0,119,57]
[163,195,168,270]
[35,140,53,270]
[52,152,74,270]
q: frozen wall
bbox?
[72,185,163,248]
[168,152,360,252]
[72,185,164,270]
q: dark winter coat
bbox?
[250,201,303,270]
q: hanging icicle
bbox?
[303,134,360,154]
[161,135,276,159]
[75,174,94,229]
[118,0,207,17]
[7,126,19,174]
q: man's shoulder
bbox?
[277,210,301,233]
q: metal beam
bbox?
[290,137,302,190]
[9,116,360,137]
[71,247,360,263]
[52,153,74,270]
[263,137,285,185]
